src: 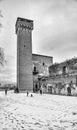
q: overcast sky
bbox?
[0,0,77,83]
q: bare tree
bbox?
[0,10,5,65]
[0,48,6,66]
[0,10,3,28]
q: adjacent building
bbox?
[32,54,53,76]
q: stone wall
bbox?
[49,58,77,76]
[40,75,77,96]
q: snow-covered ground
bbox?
[0,91,77,130]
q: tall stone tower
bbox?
[15,17,33,92]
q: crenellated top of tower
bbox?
[15,17,34,34]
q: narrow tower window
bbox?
[43,62,45,66]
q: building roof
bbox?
[32,54,53,58]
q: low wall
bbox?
[41,75,77,96]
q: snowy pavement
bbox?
[0,91,77,130]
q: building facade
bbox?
[32,54,53,92]
[16,17,33,92]
[32,54,53,77]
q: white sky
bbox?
[0,0,77,83]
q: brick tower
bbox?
[15,17,33,92]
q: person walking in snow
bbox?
[5,89,7,95]
[40,84,43,95]
[67,83,71,96]
[27,91,29,97]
